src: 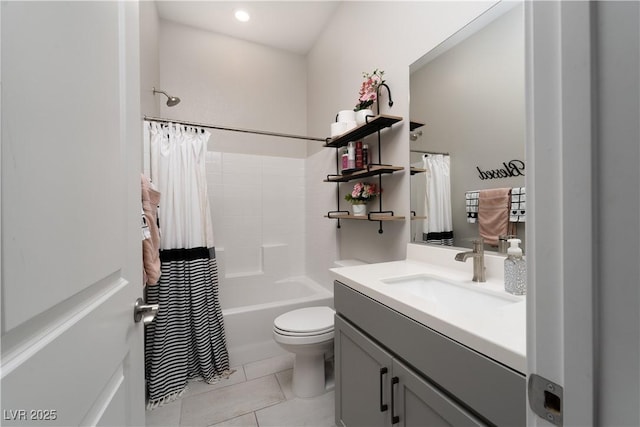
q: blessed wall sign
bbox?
[476,159,525,180]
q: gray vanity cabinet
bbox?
[335,314,392,427]
[335,315,484,427]
[334,280,526,426]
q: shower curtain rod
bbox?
[410,149,450,156]
[144,116,327,142]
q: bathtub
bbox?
[220,274,334,366]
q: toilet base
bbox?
[274,339,333,399]
[292,352,326,398]
[272,306,335,399]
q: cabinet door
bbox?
[392,359,486,427]
[335,315,393,427]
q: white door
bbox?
[1,2,145,426]
[526,1,640,426]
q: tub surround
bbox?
[330,243,526,373]
[221,275,332,367]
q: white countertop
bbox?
[330,243,526,374]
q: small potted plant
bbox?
[345,182,380,216]
[354,69,385,124]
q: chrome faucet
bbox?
[455,239,486,282]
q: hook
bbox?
[377,83,394,111]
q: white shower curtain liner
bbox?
[423,154,454,246]
[144,121,231,409]
[149,122,215,250]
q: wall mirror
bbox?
[409,1,525,250]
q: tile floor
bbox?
[145,353,336,427]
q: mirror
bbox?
[409,1,525,250]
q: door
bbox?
[1,2,145,426]
[335,315,393,427]
[391,359,484,427]
[526,1,640,425]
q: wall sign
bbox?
[476,159,525,180]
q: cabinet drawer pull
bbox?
[379,367,388,412]
[391,376,400,424]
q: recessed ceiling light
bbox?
[234,9,250,23]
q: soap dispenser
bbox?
[504,238,526,295]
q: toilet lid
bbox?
[273,306,334,335]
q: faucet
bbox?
[455,239,486,282]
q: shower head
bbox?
[152,87,181,107]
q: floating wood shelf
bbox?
[410,167,426,175]
[324,110,403,234]
[325,213,405,222]
[325,164,404,183]
[410,121,425,131]
[411,216,427,220]
[325,114,403,148]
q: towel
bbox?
[465,191,479,223]
[478,188,512,246]
[510,187,526,222]
[142,174,161,286]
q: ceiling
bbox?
[155,1,342,55]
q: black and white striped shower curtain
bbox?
[144,122,231,409]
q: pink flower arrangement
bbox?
[354,69,385,111]
[345,182,381,205]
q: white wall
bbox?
[306,1,497,276]
[159,20,308,158]
[205,152,306,278]
[159,20,309,279]
[305,148,340,289]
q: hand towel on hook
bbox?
[510,187,526,222]
[478,188,512,246]
[465,191,479,223]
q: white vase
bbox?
[355,109,374,125]
[352,203,367,216]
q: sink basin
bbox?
[380,274,521,313]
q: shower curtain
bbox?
[423,154,454,245]
[144,121,231,409]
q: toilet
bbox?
[273,306,335,398]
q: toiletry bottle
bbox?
[341,148,348,172]
[504,238,526,295]
[355,141,363,169]
[362,144,369,166]
[347,141,355,170]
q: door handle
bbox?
[134,297,159,324]
[391,376,400,425]
[379,367,388,412]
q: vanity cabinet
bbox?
[336,315,483,427]
[335,314,391,427]
[334,280,526,427]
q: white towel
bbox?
[510,187,526,222]
[465,191,479,223]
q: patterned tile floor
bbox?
[145,354,336,427]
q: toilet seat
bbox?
[273,326,333,337]
[273,329,334,346]
[273,306,334,335]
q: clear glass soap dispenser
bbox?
[504,238,526,295]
